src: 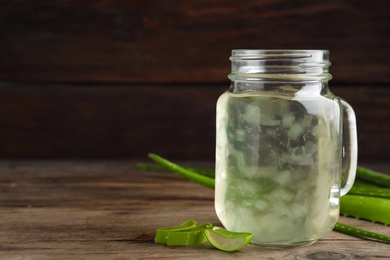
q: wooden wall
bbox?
[0,0,389,162]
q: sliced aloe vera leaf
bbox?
[204,226,253,252]
[155,220,197,244]
[166,223,212,246]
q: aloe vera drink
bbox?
[215,90,342,247]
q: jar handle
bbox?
[339,99,358,196]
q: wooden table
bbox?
[0,161,389,259]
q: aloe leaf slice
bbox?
[155,220,197,244]
[204,226,253,252]
[166,223,212,246]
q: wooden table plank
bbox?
[0,161,389,259]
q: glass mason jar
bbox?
[215,50,358,248]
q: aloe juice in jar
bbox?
[215,49,358,248]
[215,90,342,246]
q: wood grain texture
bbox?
[1,0,389,84]
[0,161,389,259]
[0,83,388,161]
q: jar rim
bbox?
[229,49,331,82]
[230,50,329,61]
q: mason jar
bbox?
[215,50,358,248]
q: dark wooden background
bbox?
[0,0,389,162]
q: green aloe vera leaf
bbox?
[166,223,212,246]
[356,166,390,188]
[334,222,390,244]
[136,163,169,172]
[340,195,390,225]
[155,220,255,251]
[148,154,215,189]
[136,162,215,178]
[155,220,197,244]
[352,179,382,188]
[204,226,253,252]
[348,186,390,199]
